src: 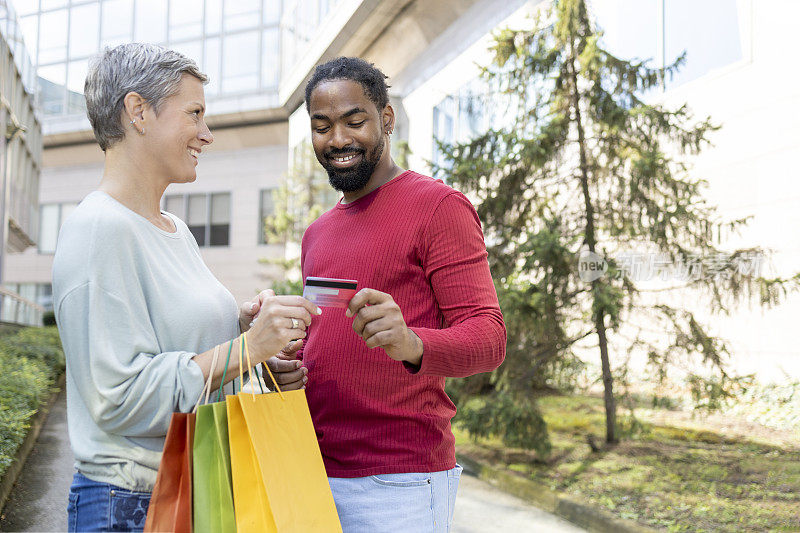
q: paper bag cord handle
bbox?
[243,332,286,401]
[215,339,233,402]
[243,333,256,402]
[241,333,266,395]
[193,344,221,413]
[237,333,245,398]
[202,344,221,406]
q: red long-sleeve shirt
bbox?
[300,171,506,477]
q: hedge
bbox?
[0,326,64,480]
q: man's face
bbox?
[308,79,386,192]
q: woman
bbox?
[52,43,319,531]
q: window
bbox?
[222,31,259,93]
[164,193,230,247]
[19,15,39,62]
[38,9,68,64]
[263,0,282,25]
[169,0,203,41]
[204,37,221,96]
[100,0,133,48]
[39,202,78,254]
[37,63,66,115]
[38,283,53,311]
[135,0,167,43]
[172,40,202,67]
[590,0,659,66]
[209,193,230,246]
[432,96,455,174]
[261,28,280,89]
[663,0,742,88]
[187,194,207,244]
[205,0,223,35]
[18,0,292,118]
[69,3,99,59]
[164,195,185,219]
[225,0,261,32]
[590,0,744,91]
[432,79,493,178]
[259,188,276,244]
[66,59,89,114]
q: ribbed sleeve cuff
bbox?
[407,327,447,376]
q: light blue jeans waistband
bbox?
[329,465,463,533]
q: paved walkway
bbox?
[0,388,74,532]
[0,389,585,532]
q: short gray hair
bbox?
[84,43,208,151]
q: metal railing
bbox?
[0,286,45,327]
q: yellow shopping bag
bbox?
[227,334,342,532]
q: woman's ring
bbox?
[291,318,299,329]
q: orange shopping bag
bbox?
[145,345,221,532]
[227,333,341,532]
[143,412,194,533]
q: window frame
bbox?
[38,201,77,254]
[163,191,231,248]
[258,187,277,245]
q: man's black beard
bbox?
[326,156,375,192]
[324,140,384,193]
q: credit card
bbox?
[303,277,358,308]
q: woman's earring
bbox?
[130,118,145,135]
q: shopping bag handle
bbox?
[215,339,234,403]
[241,333,286,401]
[193,344,221,413]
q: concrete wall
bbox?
[655,0,800,381]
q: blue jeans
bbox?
[328,465,463,532]
[67,472,150,532]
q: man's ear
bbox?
[382,103,396,135]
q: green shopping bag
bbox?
[192,341,237,533]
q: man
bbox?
[299,57,506,532]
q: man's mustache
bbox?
[325,146,365,158]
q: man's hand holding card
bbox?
[303,277,423,366]
[346,288,423,367]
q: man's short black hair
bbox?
[305,57,390,112]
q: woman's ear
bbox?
[122,92,147,134]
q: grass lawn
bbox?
[454,395,800,532]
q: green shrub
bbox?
[455,394,552,459]
[0,326,64,479]
[0,326,64,376]
[43,310,56,326]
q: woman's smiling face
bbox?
[142,74,213,184]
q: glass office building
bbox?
[16,0,342,120]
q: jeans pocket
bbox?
[370,472,432,487]
[108,489,150,532]
[67,491,79,532]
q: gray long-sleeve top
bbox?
[52,191,238,491]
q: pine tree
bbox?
[441,0,797,444]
